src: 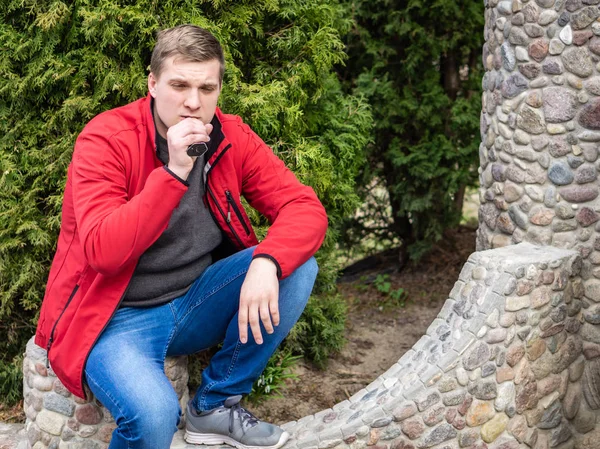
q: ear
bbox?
[148,73,157,97]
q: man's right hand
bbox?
[166,118,213,180]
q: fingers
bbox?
[238,295,279,345]
[249,306,263,345]
[238,306,249,344]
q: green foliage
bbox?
[283,294,347,368]
[0,0,372,403]
[339,0,484,261]
[247,350,301,404]
[373,274,407,308]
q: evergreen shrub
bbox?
[0,0,371,403]
[339,0,484,262]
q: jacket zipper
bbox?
[46,284,80,369]
[225,190,251,236]
[207,184,244,247]
[203,143,247,248]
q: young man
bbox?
[35,24,328,449]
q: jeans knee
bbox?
[297,256,319,282]
[118,394,180,448]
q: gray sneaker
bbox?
[185,396,290,449]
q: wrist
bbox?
[166,163,192,181]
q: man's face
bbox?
[148,56,222,138]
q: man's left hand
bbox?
[238,258,280,345]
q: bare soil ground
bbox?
[0,226,476,426]
[250,226,476,424]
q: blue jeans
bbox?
[84,247,317,449]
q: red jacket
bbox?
[35,95,328,398]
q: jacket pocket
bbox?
[225,190,251,236]
[45,279,81,368]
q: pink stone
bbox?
[528,40,549,62]
[496,367,515,383]
[574,30,594,46]
[445,408,457,424]
[75,403,103,425]
[506,345,525,367]
[35,363,48,377]
[400,418,425,440]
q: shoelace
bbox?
[228,401,259,434]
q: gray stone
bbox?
[571,6,600,30]
[584,304,600,323]
[468,381,497,400]
[417,423,457,449]
[540,10,559,25]
[532,135,549,150]
[510,27,530,46]
[43,392,75,417]
[518,105,546,134]
[564,382,582,419]
[549,137,570,157]
[415,392,440,412]
[590,36,600,55]
[562,47,594,77]
[538,400,563,429]
[509,205,529,230]
[574,399,596,433]
[544,186,557,207]
[579,98,600,129]
[463,341,491,371]
[582,358,600,409]
[543,58,564,75]
[501,42,516,71]
[559,11,571,26]
[543,87,578,122]
[568,155,585,168]
[548,162,574,185]
[550,422,572,447]
[528,24,546,40]
[502,73,529,98]
[559,185,599,202]
[576,165,598,183]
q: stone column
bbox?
[477,0,600,268]
[476,1,600,449]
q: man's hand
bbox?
[166,118,213,180]
[238,258,280,345]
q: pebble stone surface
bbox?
[15,1,600,448]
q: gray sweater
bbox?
[121,133,223,307]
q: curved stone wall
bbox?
[23,243,591,449]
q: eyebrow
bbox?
[168,78,219,88]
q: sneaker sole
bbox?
[184,430,290,449]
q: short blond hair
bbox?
[150,25,225,80]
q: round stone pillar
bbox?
[478,1,600,448]
[478,0,600,270]
[22,338,189,449]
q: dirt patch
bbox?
[250,226,476,424]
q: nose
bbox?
[184,89,201,111]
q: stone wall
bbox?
[23,244,592,449]
[477,0,600,266]
[280,244,590,449]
